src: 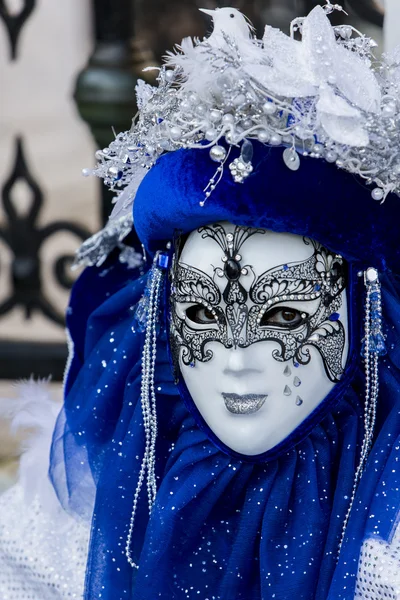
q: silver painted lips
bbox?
[222,393,267,415]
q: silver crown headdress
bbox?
[76,2,400,268]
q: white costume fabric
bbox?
[0,479,399,599]
[0,381,89,599]
[0,484,88,599]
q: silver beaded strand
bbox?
[126,251,169,569]
[338,267,386,557]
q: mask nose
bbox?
[223,346,263,377]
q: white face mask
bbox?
[170,222,349,456]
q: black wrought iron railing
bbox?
[0,0,384,380]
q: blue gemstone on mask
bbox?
[329,313,340,321]
[283,264,289,271]
[314,284,321,292]
[293,362,299,368]
[370,291,380,301]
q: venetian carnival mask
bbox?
[170,222,349,456]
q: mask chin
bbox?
[168,223,354,461]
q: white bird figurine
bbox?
[199,7,254,46]
[165,7,260,100]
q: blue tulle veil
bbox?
[50,144,400,600]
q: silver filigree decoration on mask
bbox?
[170,225,347,383]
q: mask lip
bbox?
[166,259,362,464]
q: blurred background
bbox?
[0,0,395,489]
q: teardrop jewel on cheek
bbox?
[283,365,292,377]
[283,385,292,396]
[295,396,304,406]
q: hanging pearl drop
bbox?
[209,145,227,163]
[371,187,384,201]
[283,148,300,171]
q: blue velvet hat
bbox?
[134,142,400,273]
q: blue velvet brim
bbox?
[134,143,400,273]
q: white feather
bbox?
[109,165,148,223]
[0,378,64,516]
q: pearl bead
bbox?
[270,133,282,146]
[371,187,384,201]
[242,118,253,128]
[209,145,227,163]
[107,166,119,178]
[342,25,352,39]
[222,113,235,125]
[210,109,222,123]
[196,104,207,116]
[165,69,175,82]
[233,93,246,107]
[382,103,396,117]
[366,267,378,282]
[180,99,191,111]
[257,130,269,143]
[170,126,182,141]
[262,102,276,115]
[189,93,198,104]
[95,150,103,160]
[205,128,217,141]
[313,144,324,156]
[82,168,91,177]
[325,151,337,163]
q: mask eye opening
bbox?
[259,306,309,330]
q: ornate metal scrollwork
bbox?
[0,0,36,60]
[0,137,90,325]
